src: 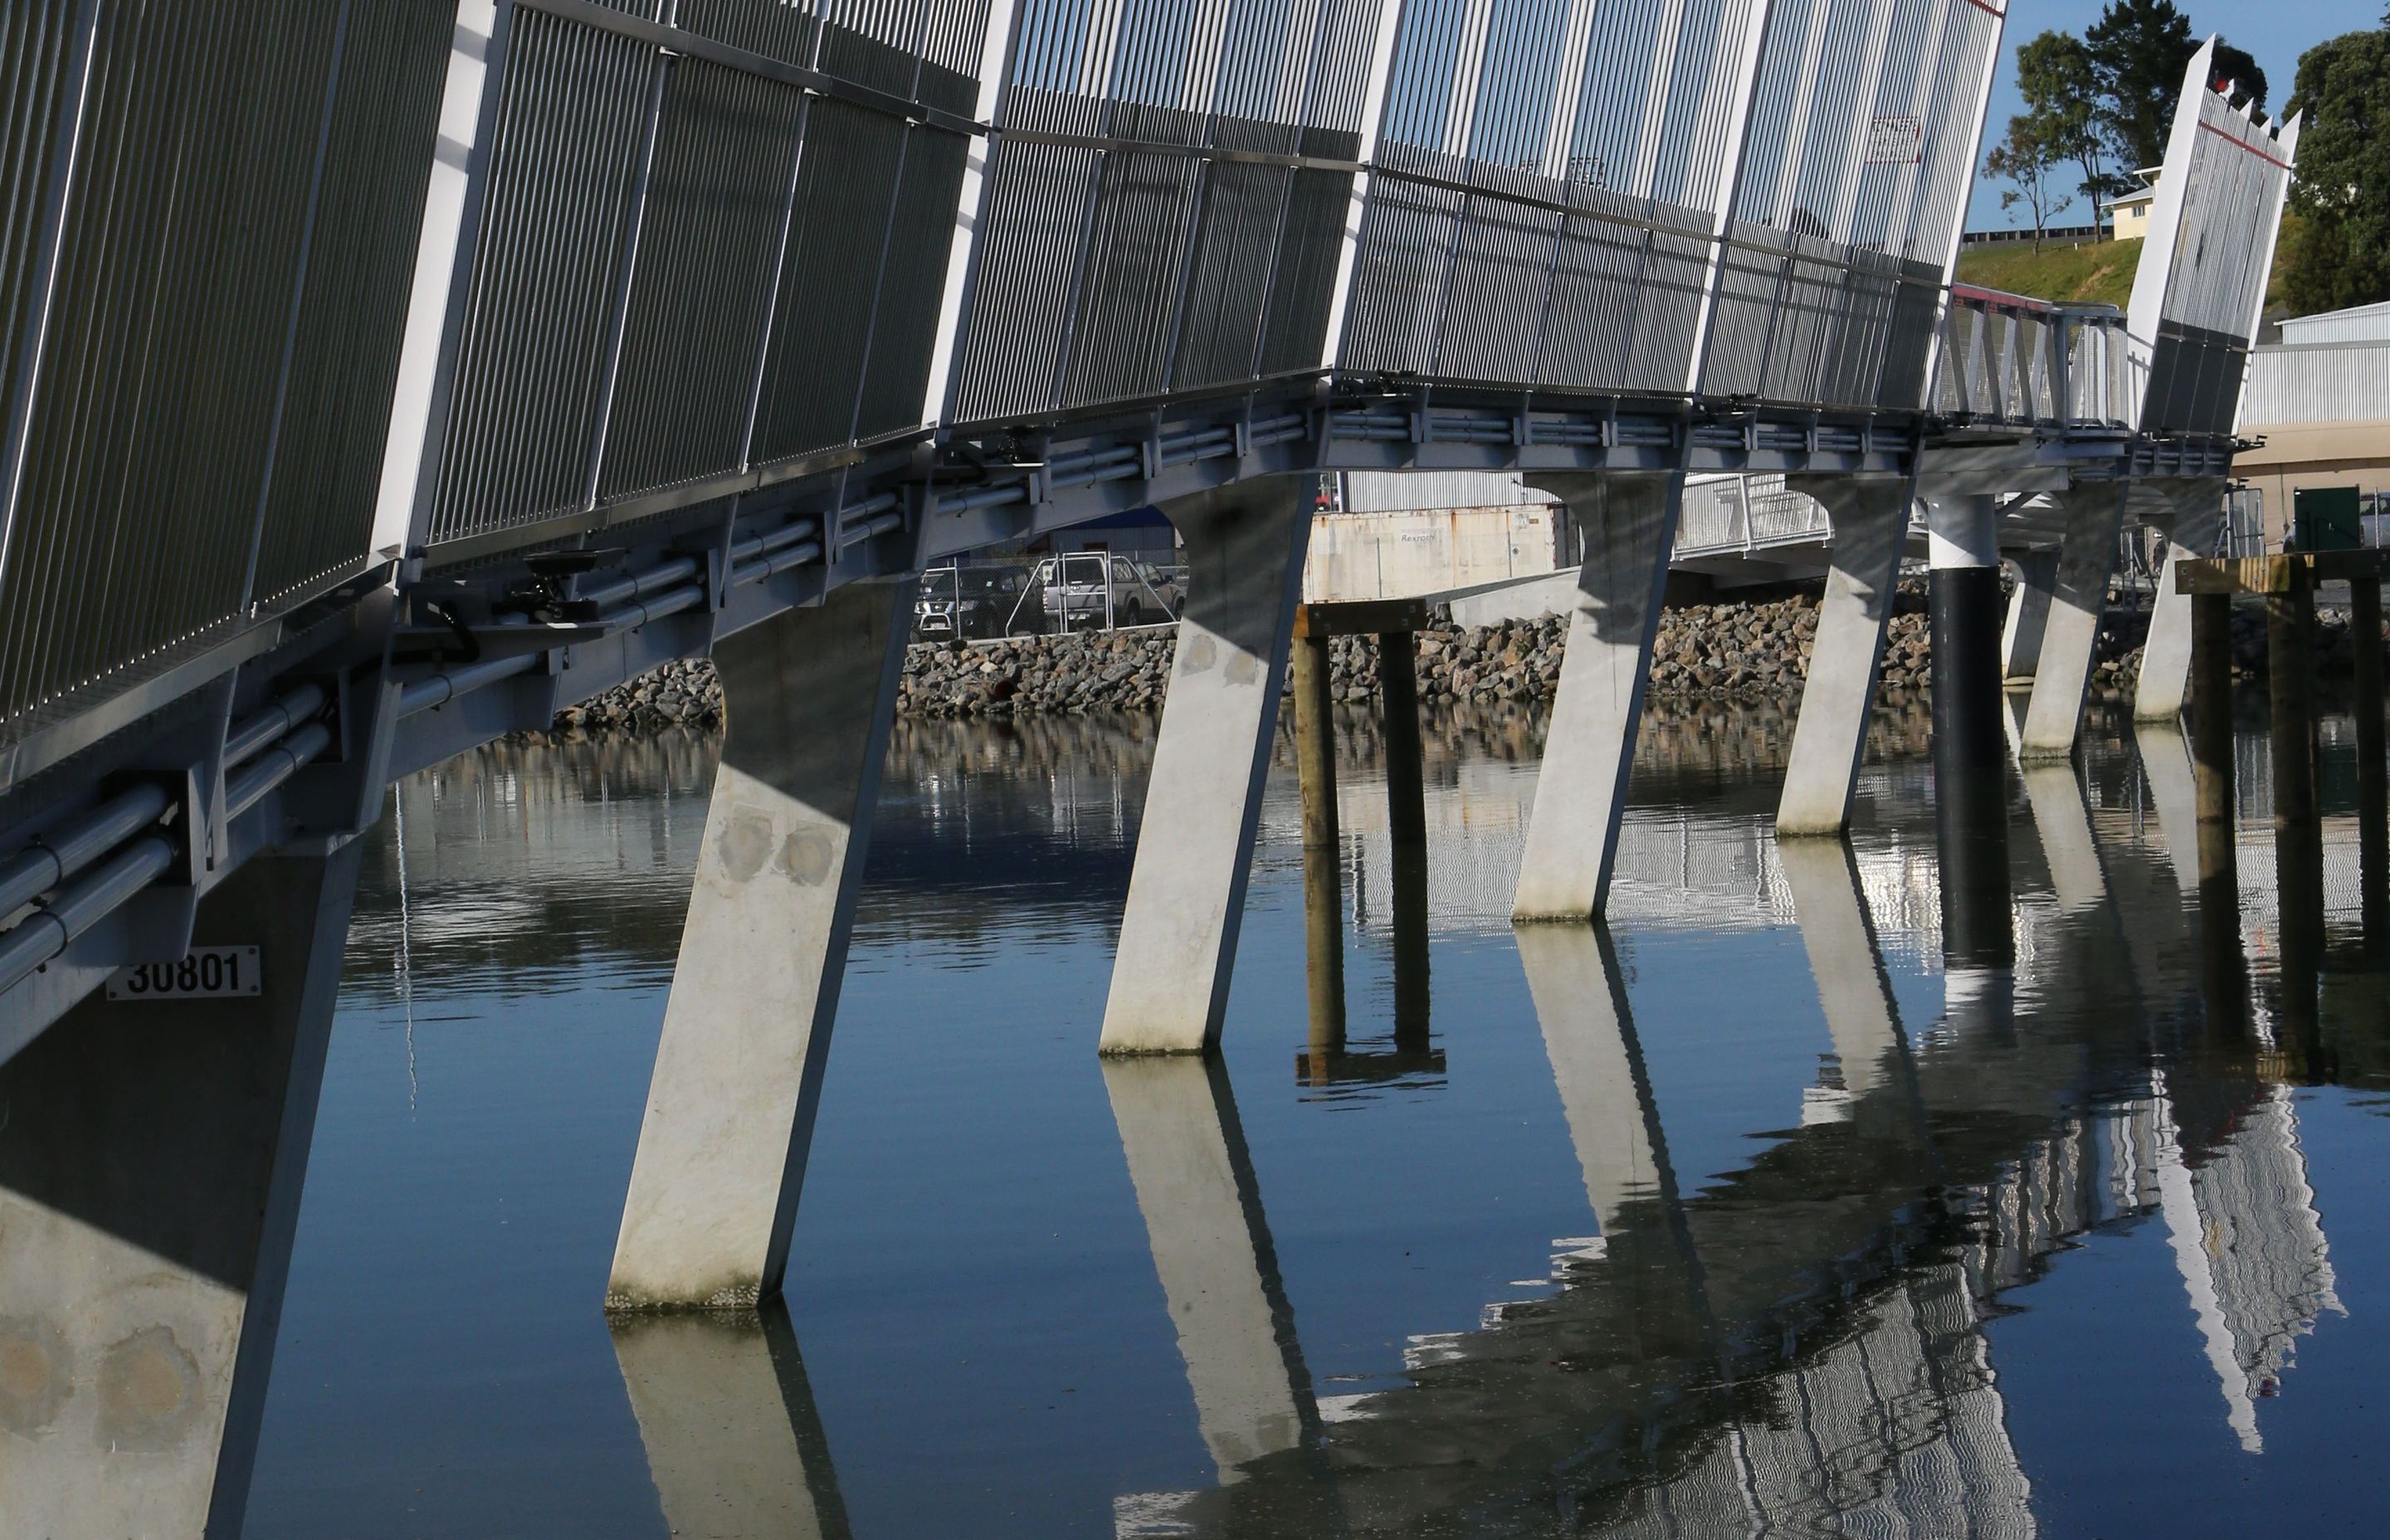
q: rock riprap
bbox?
[550,590,2325,733]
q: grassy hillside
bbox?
[1953,212,2305,312]
[1953,239,2141,307]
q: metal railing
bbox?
[0,0,456,736]
[1674,475,1836,561]
[1931,286,2130,427]
[3,0,2290,770]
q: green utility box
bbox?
[2293,486,2363,551]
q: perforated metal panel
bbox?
[0,0,452,735]
[1708,0,2002,409]
[425,0,992,548]
[1343,0,1765,397]
[2124,40,2298,438]
[945,0,1381,425]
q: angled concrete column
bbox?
[609,582,911,1310]
[2135,480,2225,721]
[2018,481,2129,758]
[0,847,363,1540]
[1101,480,1310,1053]
[1775,475,1912,836]
[609,1309,851,1540]
[1103,1057,1313,1479]
[1512,473,1680,919]
[2002,549,2059,682]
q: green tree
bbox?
[1985,115,2072,247]
[2211,41,2267,111]
[2085,0,2197,170]
[2281,27,2390,314]
[2016,32,2127,232]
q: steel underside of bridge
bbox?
[0,0,2290,1055]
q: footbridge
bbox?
[0,4,2298,1527]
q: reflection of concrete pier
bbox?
[610,1309,854,1540]
[1104,1059,1314,1479]
[1111,797,2347,1534]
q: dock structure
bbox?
[0,7,2307,1528]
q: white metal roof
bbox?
[2279,300,2390,346]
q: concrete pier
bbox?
[1391,844,1432,1052]
[1927,492,2014,981]
[1102,480,1310,1054]
[609,1309,851,1540]
[608,583,912,1311]
[1290,633,1338,853]
[1378,629,1427,849]
[1513,474,1680,920]
[2018,481,2129,758]
[1774,475,1912,836]
[0,849,363,1539]
[2002,549,2058,682]
[1102,1057,1314,1478]
[2134,480,2225,722]
[1302,841,1346,1074]
[2349,576,2388,932]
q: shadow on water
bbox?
[17,688,2390,1535]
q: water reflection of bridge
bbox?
[481,721,2348,1540]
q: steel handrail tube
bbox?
[576,554,703,612]
[0,836,178,998]
[0,784,174,921]
[222,682,329,769]
[835,511,904,550]
[224,722,334,821]
[398,654,542,719]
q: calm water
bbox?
[241,696,2390,1538]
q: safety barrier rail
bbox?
[0,0,455,736]
[1931,286,2129,428]
[1675,475,1836,560]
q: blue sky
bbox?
[1967,0,2380,229]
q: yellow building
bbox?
[2110,167,2161,241]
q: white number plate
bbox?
[107,946,261,1001]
